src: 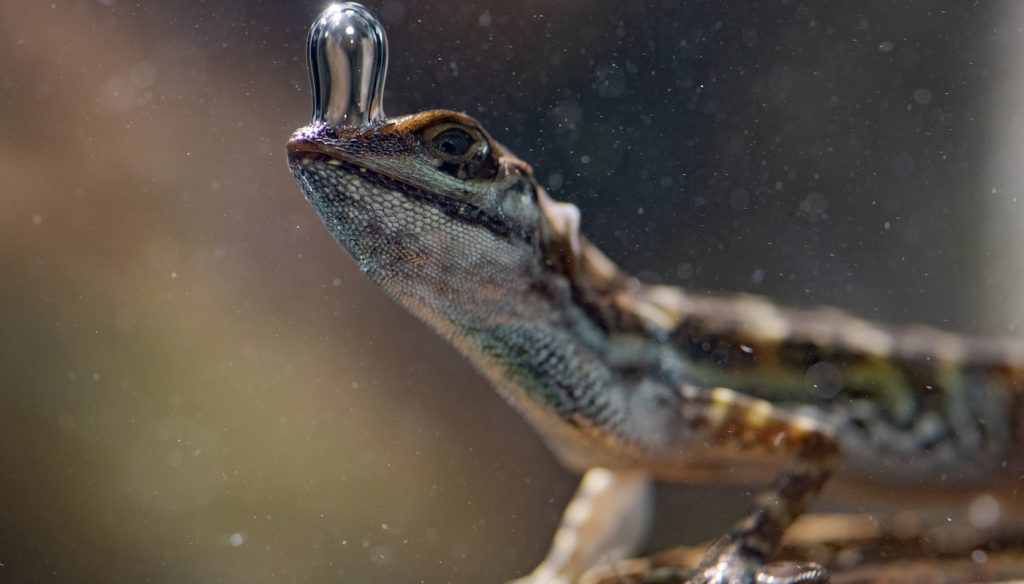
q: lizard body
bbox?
[288,110,1024,582]
[289,111,1024,487]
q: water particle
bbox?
[968,494,1001,529]
[229,532,245,547]
[595,65,626,98]
[805,362,843,399]
[892,152,916,178]
[971,549,988,564]
[912,88,933,105]
[478,12,492,27]
[547,171,564,191]
[32,215,42,225]
[370,545,393,566]
[878,41,895,52]
[799,192,827,218]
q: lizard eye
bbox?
[424,124,483,161]
[421,122,499,180]
[432,128,474,157]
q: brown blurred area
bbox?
[0,2,571,582]
[1,1,1022,583]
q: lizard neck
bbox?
[533,187,691,339]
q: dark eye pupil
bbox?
[433,128,473,157]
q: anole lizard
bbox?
[287,5,1024,583]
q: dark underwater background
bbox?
[2,1,1023,582]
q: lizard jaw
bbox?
[286,130,354,166]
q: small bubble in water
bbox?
[968,494,1001,529]
[547,171,564,191]
[912,88,932,104]
[370,545,393,565]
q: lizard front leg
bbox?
[510,468,654,584]
[681,386,840,584]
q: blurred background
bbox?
[2,1,1024,582]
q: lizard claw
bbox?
[686,560,828,584]
[754,562,830,584]
[686,537,829,584]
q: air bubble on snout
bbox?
[306,3,388,127]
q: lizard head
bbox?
[287,110,586,329]
[288,110,543,242]
[288,109,679,335]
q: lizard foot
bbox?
[686,559,828,584]
[686,537,829,584]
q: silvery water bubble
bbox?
[307,3,388,127]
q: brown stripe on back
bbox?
[667,292,1024,448]
[671,316,760,370]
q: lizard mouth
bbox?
[287,135,351,166]
[286,131,402,185]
